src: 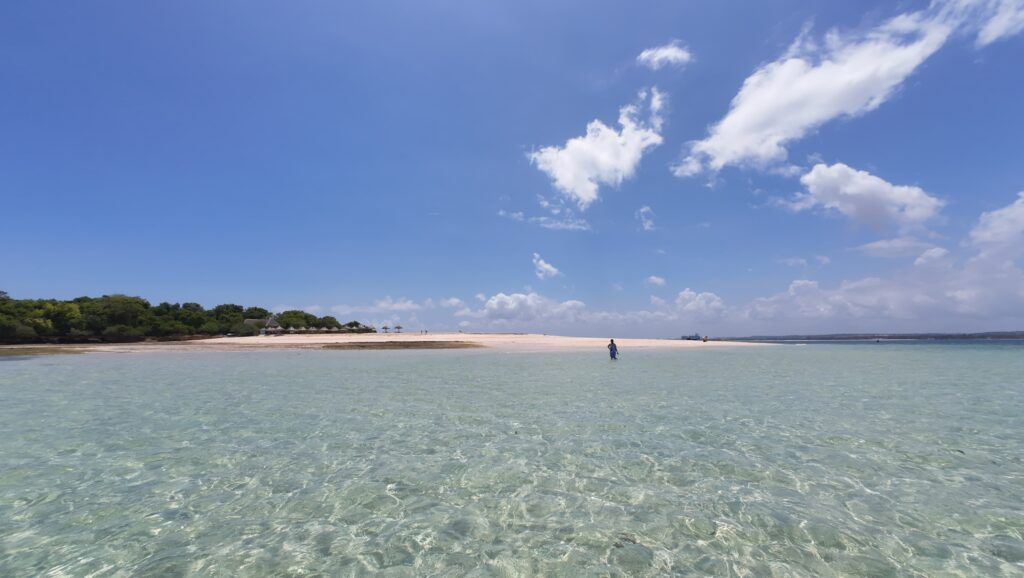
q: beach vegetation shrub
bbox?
[153,319,191,337]
[43,302,82,334]
[68,328,93,340]
[199,321,222,335]
[102,325,143,342]
[230,322,259,336]
[14,323,38,340]
[0,314,17,339]
[178,303,211,330]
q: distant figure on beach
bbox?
[608,339,618,360]
[702,335,708,343]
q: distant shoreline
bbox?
[0,333,766,355]
[722,331,1024,342]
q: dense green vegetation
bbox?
[0,291,375,344]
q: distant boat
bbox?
[683,333,702,341]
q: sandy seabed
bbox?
[1,333,766,355]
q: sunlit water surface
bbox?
[1,344,1023,576]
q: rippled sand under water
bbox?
[1,344,1022,576]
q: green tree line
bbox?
[0,291,375,343]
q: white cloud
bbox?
[673,8,952,175]
[532,253,561,279]
[452,246,1024,334]
[456,292,586,324]
[856,236,936,258]
[675,288,726,315]
[792,163,944,230]
[744,279,871,322]
[969,191,1024,257]
[440,297,465,308]
[738,191,1024,329]
[530,88,665,210]
[976,0,1024,45]
[636,205,656,231]
[646,275,666,286]
[458,287,728,332]
[815,255,831,265]
[637,41,693,70]
[737,253,1024,331]
[444,193,1024,335]
[372,297,420,311]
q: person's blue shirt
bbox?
[608,339,618,359]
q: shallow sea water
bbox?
[1,344,1023,577]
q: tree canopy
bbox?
[0,292,375,344]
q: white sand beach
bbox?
[199,332,765,351]
[2,333,766,355]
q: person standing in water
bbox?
[608,339,618,360]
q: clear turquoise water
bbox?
[1,344,1023,577]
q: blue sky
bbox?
[3,0,1023,336]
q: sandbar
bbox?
[0,333,765,355]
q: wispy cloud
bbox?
[331,297,424,316]
[636,205,656,231]
[532,253,561,279]
[529,214,591,231]
[969,191,1024,258]
[673,7,952,175]
[856,237,936,258]
[975,0,1024,46]
[637,41,693,70]
[497,209,524,221]
[777,257,809,267]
